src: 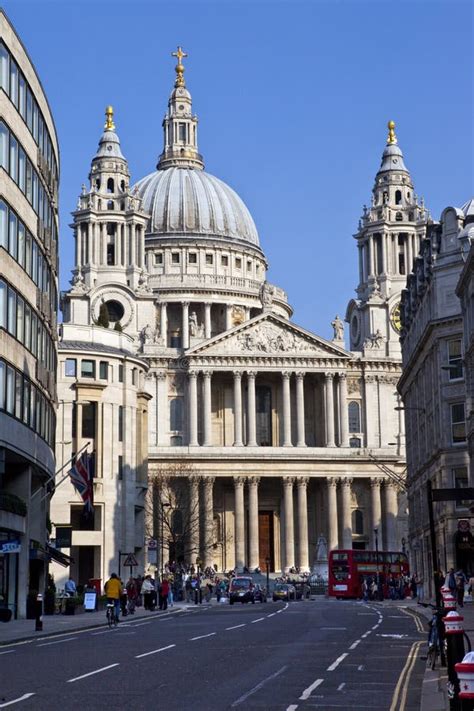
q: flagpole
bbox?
[33,442,89,501]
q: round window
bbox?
[105,300,124,323]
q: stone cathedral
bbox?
[51,49,431,584]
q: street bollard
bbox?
[455,652,474,711]
[444,592,458,612]
[444,611,466,710]
[35,593,43,632]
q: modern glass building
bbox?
[0,9,59,618]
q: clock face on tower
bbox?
[390,302,402,333]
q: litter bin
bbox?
[64,597,76,615]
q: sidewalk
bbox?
[0,599,212,646]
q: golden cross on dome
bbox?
[104,105,115,131]
[172,46,188,65]
[172,46,188,87]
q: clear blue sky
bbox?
[4,0,473,339]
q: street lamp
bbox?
[265,557,270,600]
[160,502,171,578]
[374,528,383,601]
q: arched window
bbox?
[395,190,402,205]
[107,200,114,210]
[171,509,183,535]
[348,401,361,432]
[120,180,125,192]
[107,178,114,193]
[395,211,403,221]
[352,509,364,535]
[350,436,361,448]
[170,398,183,431]
[95,179,101,190]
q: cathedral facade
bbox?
[51,50,430,584]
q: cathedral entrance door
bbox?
[258,511,274,572]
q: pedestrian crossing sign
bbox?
[123,553,138,567]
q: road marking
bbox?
[400,607,425,633]
[231,666,287,707]
[267,613,276,618]
[190,632,216,641]
[91,630,111,636]
[372,624,379,630]
[0,650,15,655]
[299,678,323,700]
[251,617,265,623]
[349,640,361,650]
[67,663,119,683]
[0,694,35,708]
[226,624,246,630]
[135,644,176,659]
[130,621,151,627]
[327,653,348,671]
[377,633,407,639]
[321,627,347,630]
[286,706,298,711]
[38,636,78,647]
[389,640,423,711]
[358,665,365,671]
[337,682,346,691]
[361,631,371,638]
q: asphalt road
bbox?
[0,598,426,710]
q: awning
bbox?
[46,544,74,568]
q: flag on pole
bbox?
[68,451,93,513]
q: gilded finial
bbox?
[387,119,397,145]
[104,106,115,131]
[172,45,188,87]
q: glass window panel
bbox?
[17,222,25,267]
[26,160,32,203]
[18,146,25,192]
[30,312,37,356]
[99,361,108,379]
[18,73,26,118]
[9,58,18,107]
[448,339,463,380]
[32,101,38,141]
[348,402,361,432]
[65,358,76,377]
[0,280,5,329]
[25,232,32,276]
[81,360,95,378]
[30,386,35,429]
[16,296,24,344]
[0,44,8,92]
[8,209,17,260]
[0,121,8,170]
[35,393,40,434]
[9,134,17,183]
[26,87,33,131]
[32,171,38,211]
[32,240,38,283]
[0,199,7,249]
[7,286,16,337]
[0,360,4,410]
[6,365,14,414]
[15,372,22,419]
[38,115,44,153]
[23,381,30,424]
[451,403,466,443]
[24,304,30,350]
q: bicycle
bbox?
[419,602,446,669]
[106,602,118,628]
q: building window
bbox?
[247,260,252,272]
[348,401,361,432]
[118,405,124,442]
[170,398,183,431]
[82,402,96,439]
[132,368,136,385]
[171,252,180,264]
[395,190,402,205]
[65,358,77,377]
[448,339,463,380]
[395,212,403,221]
[450,403,466,443]
[118,364,124,383]
[155,253,163,265]
[454,467,469,508]
[349,436,361,448]
[118,455,123,481]
[81,360,95,378]
[188,252,197,264]
[178,122,186,142]
[99,361,108,380]
[235,258,242,269]
[105,300,124,323]
[352,509,364,535]
[221,255,228,267]
[206,254,213,265]
[107,178,114,193]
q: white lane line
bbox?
[37,636,78,647]
[231,666,287,707]
[251,617,265,623]
[135,643,175,659]
[358,664,365,671]
[337,682,346,691]
[67,663,119,683]
[321,627,347,630]
[0,694,35,708]
[267,613,276,618]
[226,624,246,630]
[190,632,216,641]
[0,650,15,655]
[299,678,323,700]
[287,706,299,711]
[91,630,110,636]
[349,640,361,650]
[130,621,151,627]
[372,624,379,630]
[327,653,348,672]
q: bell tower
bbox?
[346,121,431,358]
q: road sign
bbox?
[123,553,138,567]
[147,538,157,550]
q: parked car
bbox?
[229,577,255,604]
[273,583,296,601]
[253,585,266,603]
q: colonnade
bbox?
[179,475,400,573]
[359,231,421,282]
[159,301,252,349]
[185,369,350,448]
[77,221,145,269]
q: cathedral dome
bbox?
[133,167,260,247]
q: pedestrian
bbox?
[141,575,155,611]
[167,578,174,608]
[126,577,138,614]
[185,577,193,603]
[64,576,77,597]
[410,574,417,599]
[362,578,369,602]
[455,569,467,607]
[447,568,457,595]
[160,578,169,611]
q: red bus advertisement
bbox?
[328,549,409,599]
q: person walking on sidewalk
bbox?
[160,578,169,611]
[455,569,467,607]
[141,575,155,611]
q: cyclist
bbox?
[104,573,122,622]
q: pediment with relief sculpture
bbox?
[186,313,350,359]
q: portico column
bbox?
[188,476,200,564]
[248,477,260,571]
[370,478,383,548]
[282,371,292,447]
[160,302,168,346]
[297,477,310,572]
[233,371,243,446]
[204,303,212,339]
[203,477,215,568]
[234,477,245,572]
[188,371,198,446]
[340,478,353,549]
[338,373,349,447]
[283,477,295,572]
[247,372,257,446]
[296,372,306,447]
[325,373,336,447]
[327,478,338,551]
[384,482,398,551]
[225,304,233,331]
[203,371,212,446]
[182,301,190,350]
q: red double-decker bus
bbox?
[328,549,410,599]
